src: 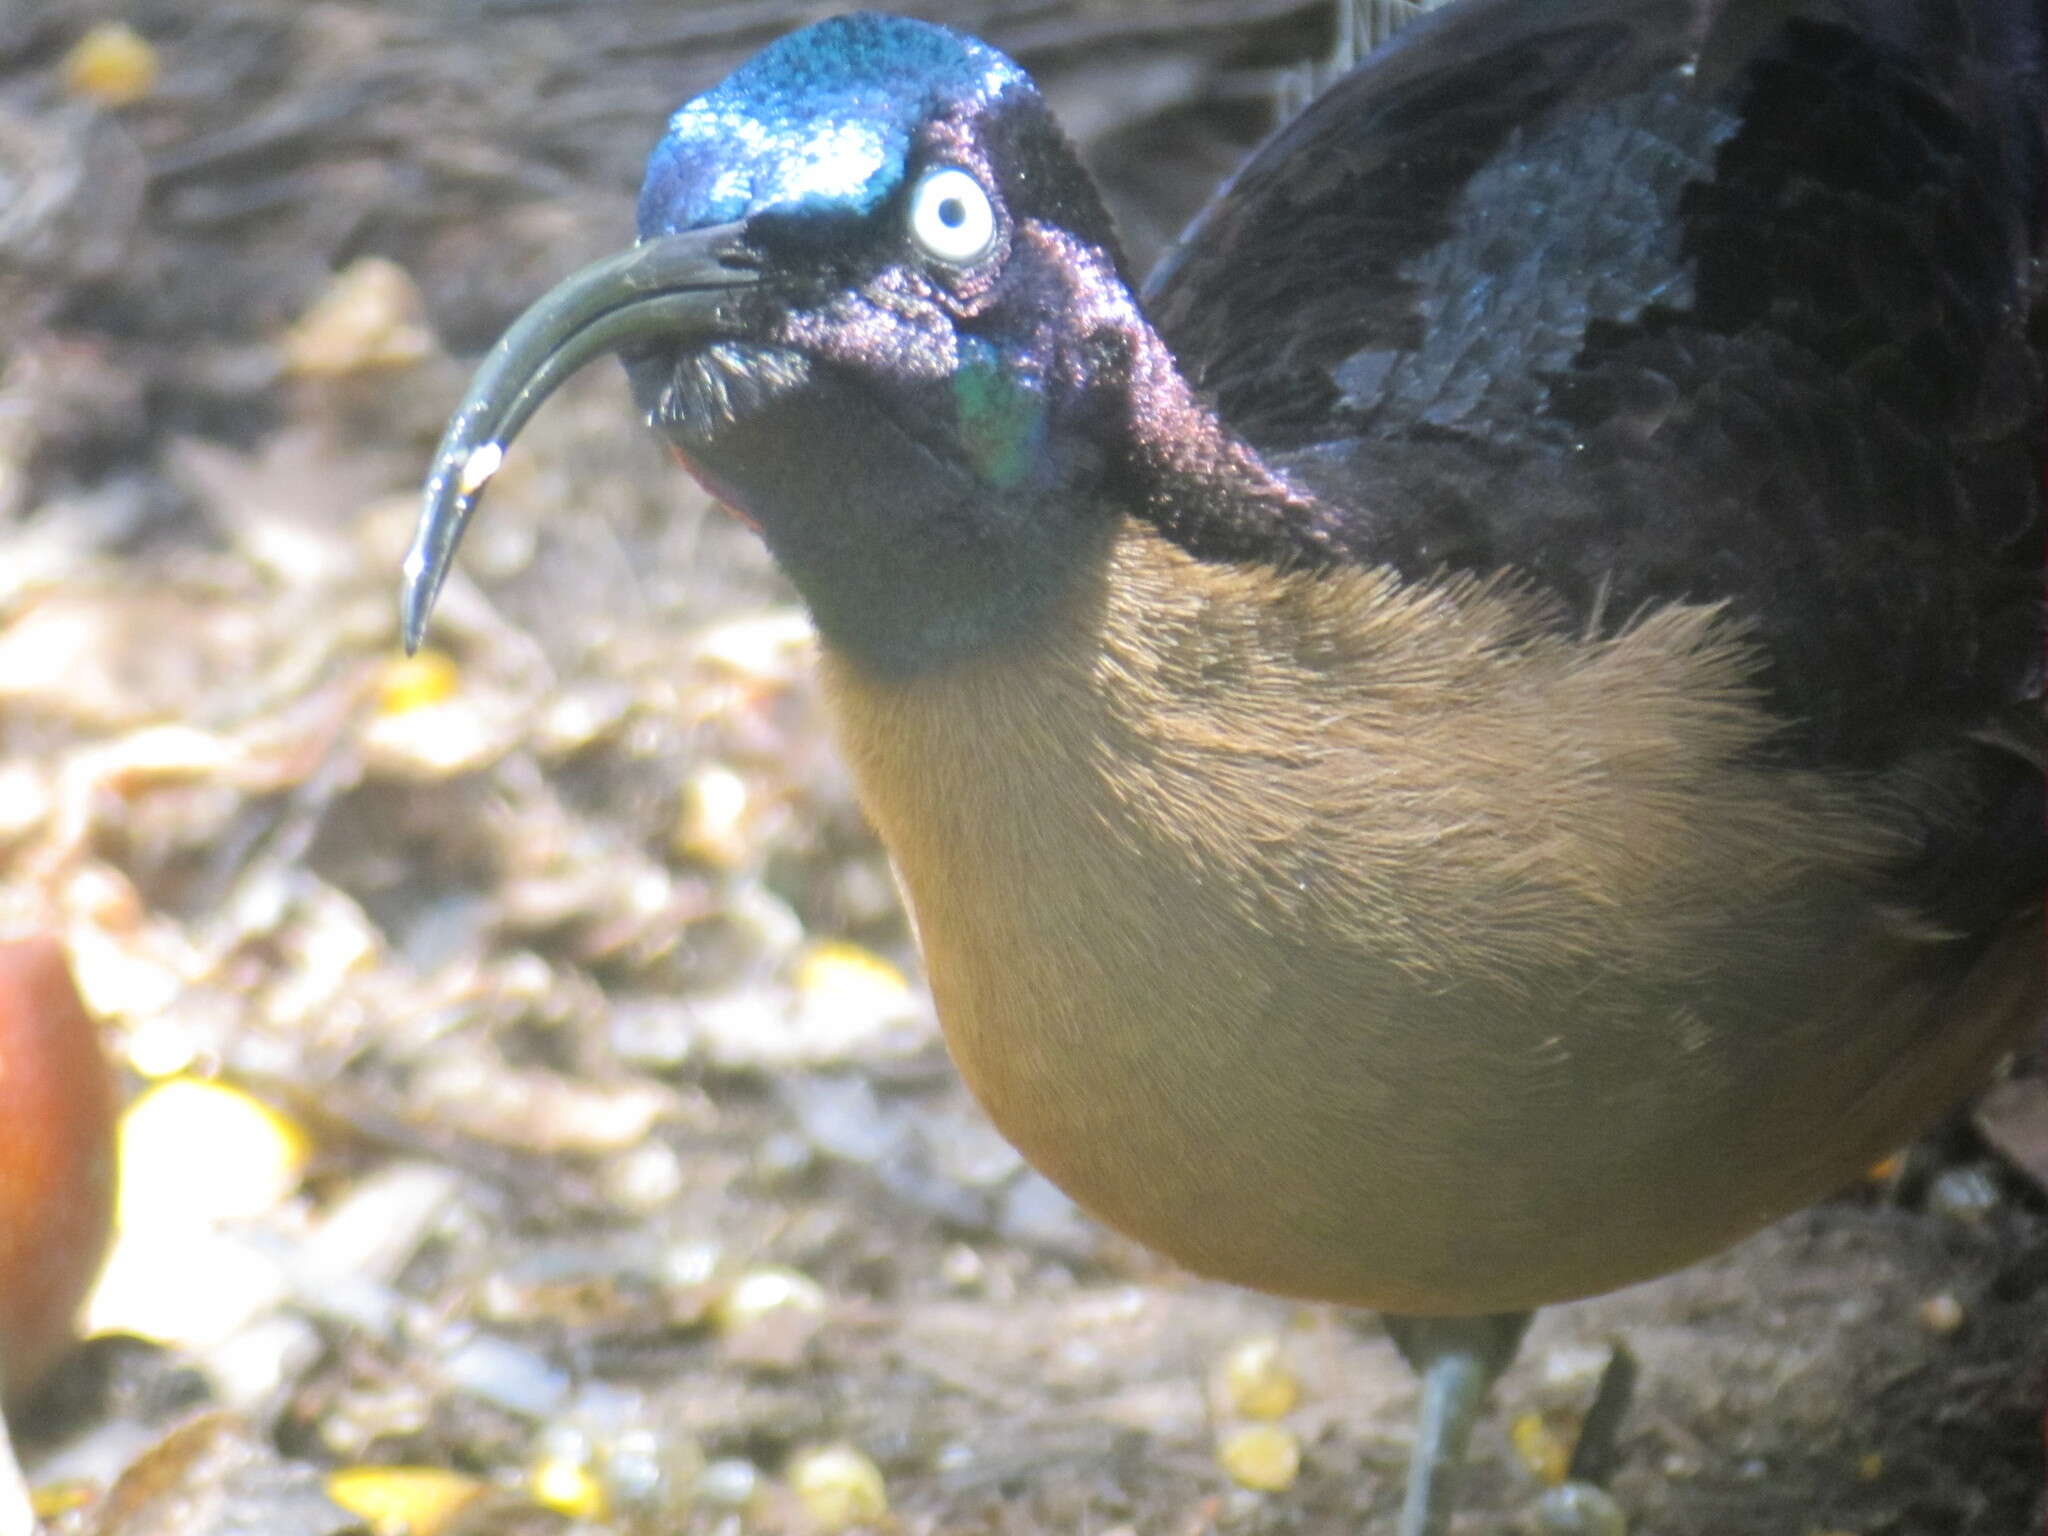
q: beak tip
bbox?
[398,545,438,655]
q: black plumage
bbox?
[1154,0,2041,744]
[1148,0,2045,939]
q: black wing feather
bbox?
[1144,0,2045,924]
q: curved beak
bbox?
[400,222,758,651]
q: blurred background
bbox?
[0,3,2043,1533]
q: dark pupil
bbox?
[937,196,967,228]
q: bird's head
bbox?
[405,12,1188,675]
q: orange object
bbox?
[0,937,117,1403]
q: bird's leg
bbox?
[1382,1311,1531,1536]
[1565,1340,1638,1485]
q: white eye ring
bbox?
[907,166,999,266]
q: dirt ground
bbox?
[2,2,2045,1534]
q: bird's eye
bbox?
[906,166,999,266]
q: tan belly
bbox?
[906,866,2036,1314]
[816,525,2041,1314]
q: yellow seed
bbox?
[938,1244,984,1290]
[1918,1293,1965,1335]
[29,1482,96,1520]
[282,256,435,376]
[794,942,909,1004]
[789,1444,888,1529]
[530,1455,609,1520]
[1857,1451,1885,1480]
[713,1266,826,1331]
[1511,1411,1576,1487]
[63,23,158,106]
[674,764,752,868]
[115,1077,310,1232]
[376,651,461,715]
[325,1467,486,1536]
[1218,1424,1300,1492]
[1221,1336,1300,1420]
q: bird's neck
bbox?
[734,312,1341,681]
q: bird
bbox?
[399,1,2046,1529]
